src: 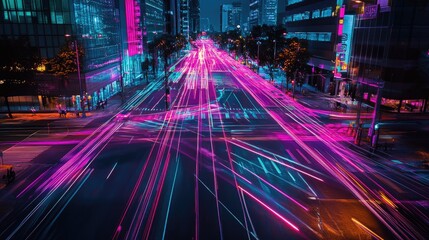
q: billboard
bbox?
[336,14,354,73]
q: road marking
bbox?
[106,162,118,180]
[287,171,296,182]
[271,156,282,174]
[258,157,268,174]
[128,136,134,144]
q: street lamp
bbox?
[65,34,86,118]
[117,43,124,103]
[272,39,277,83]
[257,41,261,72]
[273,39,276,61]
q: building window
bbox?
[286,31,332,42]
[303,11,310,20]
[321,7,332,17]
[312,9,320,18]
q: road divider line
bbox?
[106,162,118,180]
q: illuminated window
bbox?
[312,9,320,18]
[321,7,332,17]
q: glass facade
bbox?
[262,0,277,26]
[179,0,189,38]
[285,7,334,23]
[348,0,429,105]
[142,0,164,47]
[249,0,277,29]
[286,32,332,42]
[189,0,200,34]
[249,0,259,29]
[0,0,122,111]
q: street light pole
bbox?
[272,39,277,82]
[257,41,261,73]
[73,39,86,118]
[273,40,276,61]
[117,43,124,103]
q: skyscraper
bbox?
[141,0,164,49]
[189,0,200,34]
[262,0,277,26]
[249,0,260,29]
[179,0,190,38]
[220,4,233,32]
[232,2,243,28]
[249,0,278,29]
[167,0,190,38]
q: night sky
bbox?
[201,0,285,32]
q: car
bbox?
[116,110,131,121]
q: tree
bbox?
[48,40,84,95]
[245,25,287,81]
[278,38,310,91]
[152,34,187,110]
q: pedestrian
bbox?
[31,106,36,116]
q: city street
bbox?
[1,40,428,239]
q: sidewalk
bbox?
[0,71,164,124]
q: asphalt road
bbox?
[0,40,428,240]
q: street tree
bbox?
[278,37,310,91]
[152,33,187,110]
[48,40,85,96]
[245,25,287,81]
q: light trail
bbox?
[214,41,424,239]
[239,186,300,232]
[351,218,384,240]
[4,39,427,240]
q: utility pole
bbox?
[368,81,384,149]
[257,41,261,73]
[165,65,170,111]
[354,83,363,145]
[70,37,86,118]
[118,43,124,103]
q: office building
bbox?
[189,0,200,34]
[284,0,343,92]
[232,2,243,28]
[220,4,233,32]
[141,0,164,51]
[348,0,429,113]
[0,0,124,111]
[249,0,278,29]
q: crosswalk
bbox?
[133,107,269,121]
[130,110,269,122]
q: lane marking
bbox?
[106,162,118,180]
[258,157,268,174]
